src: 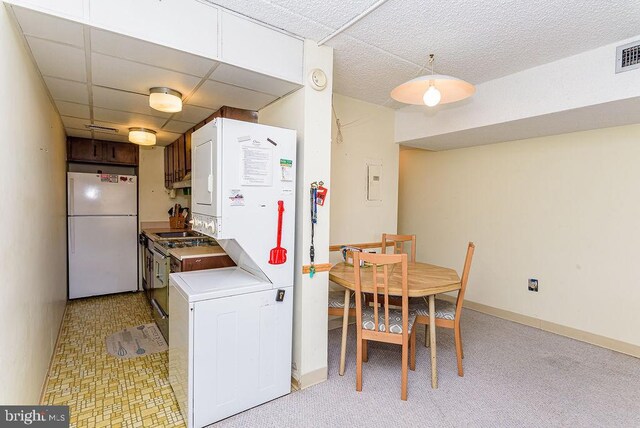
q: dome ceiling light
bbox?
[391,54,475,107]
[128,128,157,146]
[149,87,183,113]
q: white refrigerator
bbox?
[67,172,138,299]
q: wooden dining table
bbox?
[329,261,461,389]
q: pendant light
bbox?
[128,128,157,146]
[391,54,475,106]
[149,87,183,113]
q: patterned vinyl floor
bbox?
[41,292,185,428]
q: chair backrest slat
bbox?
[382,233,416,262]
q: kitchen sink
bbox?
[156,231,202,238]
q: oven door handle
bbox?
[151,299,168,319]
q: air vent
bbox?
[616,41,640,73]
[85,124,119,134]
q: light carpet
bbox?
[212,309,640,427]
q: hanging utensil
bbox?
[268,201,287,265]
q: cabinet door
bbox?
[67,138,103,162]
[220,106,258,123]
[167,144,175,186]
[172,141,181,181]
[164,146,170,188]
[183,255,235,272]
[105,142,138,165]
[176,136,186,181]
[185,131,192,173]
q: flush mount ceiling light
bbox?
[128,128,157,146]
[391,54,475,107]
[149,87,183,113]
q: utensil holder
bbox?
[169,216,186,229]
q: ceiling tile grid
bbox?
[13,0,640,149]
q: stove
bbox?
[147,235,218,341]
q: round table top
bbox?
[329,261,461,297]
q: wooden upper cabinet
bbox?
[185,132,192,173]
[67,137,138,166]
[104,141,138,165]
[67,138,103,163]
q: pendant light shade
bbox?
[391,55,475,106]
[149,87,182,113]
[128,128,157,146]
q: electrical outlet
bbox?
[528,278,539,292]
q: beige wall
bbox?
[330,93,398,245]
[0,6,68,403]
[399,124,640,347]
[138,145,189,223]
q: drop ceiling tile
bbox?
[210,64,300,97]
[43,77,88,103]
[61,116,90,130]
[91,29,217,78]
[163,120,196,134]
[172,104,215,124]
[55,101,90,119]
[91,130,129,143]
[65,128,92,139]
[13,6,84,47]
[27,37,86,82]
[156,130,182,146]
[92,86,171,119]
[91,53,201,97]
[189,80,276,111]
[93,108,166,129]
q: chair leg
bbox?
[401,336,408,401]
[410,328,416,371]
[460,327,464,359]
[356,335,363,391]
[362,339,368,362]
[424,324,430,347]
[454,325,464,377]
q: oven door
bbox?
[151,248,170,340]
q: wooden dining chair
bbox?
[382,233,417,262]
[353,252,417,401]
[411,242,475,377]
[378,234,416,308]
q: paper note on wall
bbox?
[241,143,273,186]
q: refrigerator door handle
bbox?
[68,178,75,215]
[69,218,75,254]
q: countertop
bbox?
[169,245,228,261]
[142,227,194,242]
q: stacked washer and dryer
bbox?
[169,118,296,427]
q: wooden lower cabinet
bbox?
[170,254,236,273]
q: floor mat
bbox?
[105,323,167,359]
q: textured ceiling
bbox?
[211,0,640,108]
